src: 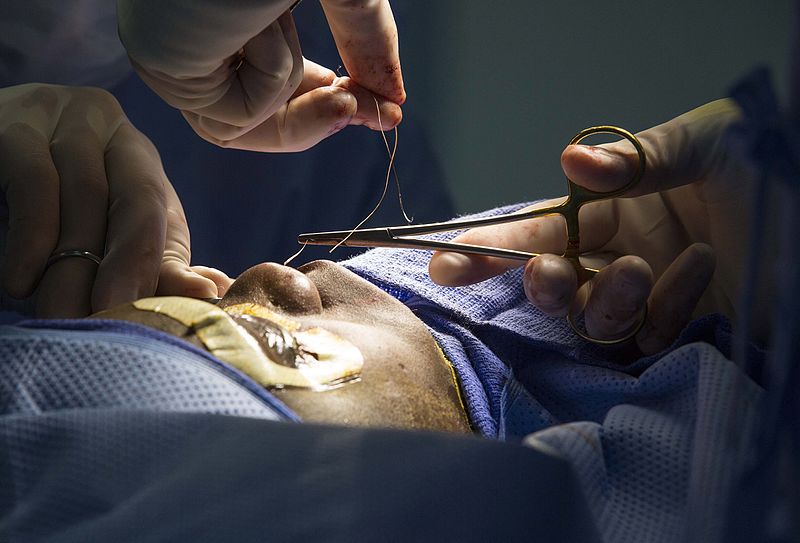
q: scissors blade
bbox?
[298,227,537,261]
[298,227,396,248]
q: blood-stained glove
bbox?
[118,0,405,152]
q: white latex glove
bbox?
[117,0,405,152]
[0,84,233,318]
[429,99,760,355]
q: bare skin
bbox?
[95,260,472,434]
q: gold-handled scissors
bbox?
[299,126,647,345]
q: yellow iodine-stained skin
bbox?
[133,297,363,389]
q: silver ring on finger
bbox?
[46,250,103,269]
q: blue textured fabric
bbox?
[341,204,766,543]
[0,319,296,421]
[0,410,598,542]
[0,204,767,543]
[341,203,755,438]
[523,343,761,543]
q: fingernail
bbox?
[440,252,473,274]
[182,283,219,300]
[613,268,651,311]
[524,282,571,315]
[0,288,36,315]
[2,270,28,299]
[526,288,562,307]
[429,252,475,286]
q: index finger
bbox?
[320,0,405,104]
[428,198,620,286]
[562,99,742,197]
[91,124,168,311]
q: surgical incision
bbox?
[230,313,306,368]
[223,303,364,387]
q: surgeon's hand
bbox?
[117,0,404,152]
[429,99,759,355]
[0,83,233,318]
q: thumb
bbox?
[561,99,742,197]
[156,259,228,299]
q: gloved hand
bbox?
[0,83,233,318]
[429,99,760,355]
[117,0,405,152]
